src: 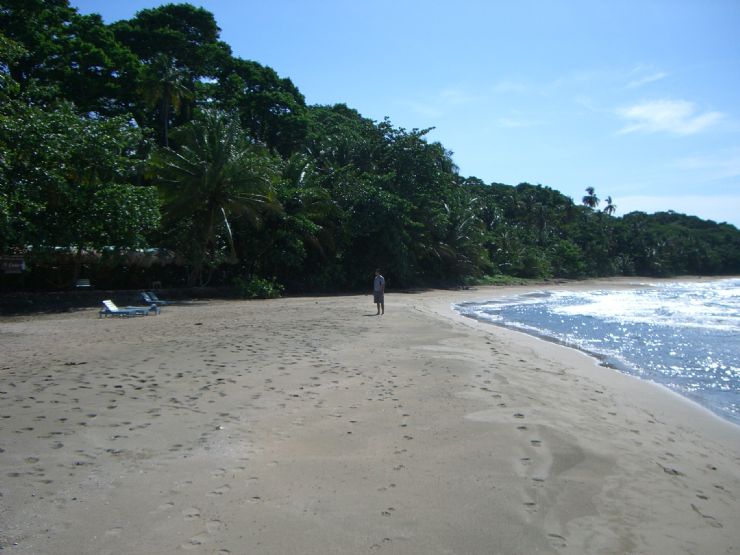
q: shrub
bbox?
[233,276,284,299]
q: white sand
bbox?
[1,280,738,554]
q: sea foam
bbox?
[454,278,740,425]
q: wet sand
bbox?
[1,280,738,554]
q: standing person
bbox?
[373,268,385,315]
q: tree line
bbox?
[1,1,739,294]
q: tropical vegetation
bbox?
[1,1,739,294]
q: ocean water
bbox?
[454,279,740,425]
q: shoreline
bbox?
[424,279,740,440]
[449,279,740,429]
[458,311,740,429]
[1,279,739,553]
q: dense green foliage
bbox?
[1,1,739,292]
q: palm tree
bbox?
[280,153,339,257]
[152,109,281,285]
[141,54,193,147]
[427,190,488,280]
[602,195,617,216]
[582,187,600,209]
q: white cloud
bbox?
[617,100,723,135]
[626,71,668,89]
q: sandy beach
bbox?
[1,280,738,554]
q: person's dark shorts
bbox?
[373,291,384,304]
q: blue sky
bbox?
[74,0,740,226]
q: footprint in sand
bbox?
[182,507,201,520]
[211,468,227,479]
[691,503,723,528]
[181,532,210,550]
[548,533,567,548]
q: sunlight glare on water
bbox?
[455,279,740,425]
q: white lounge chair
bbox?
[99,299,159,318]
[141,291,171,306]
